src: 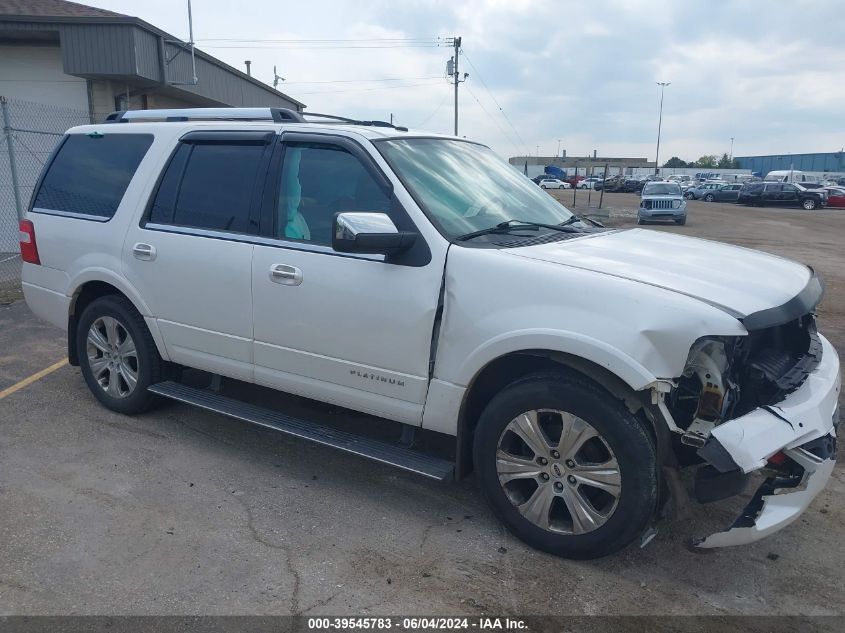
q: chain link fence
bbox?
[1,96,90,298]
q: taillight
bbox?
[19,219,40,265]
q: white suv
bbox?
[20,108,840,559]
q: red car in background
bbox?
[565,175,585,188]
[823,187,845,208]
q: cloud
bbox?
[89,0,845,161]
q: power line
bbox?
[460,50,529,155]
[196,37,443,43]
[296,80,445,96]
[409,86,452,129]
[198,43,446,50]
[464,83,523,155]
[281,76,442,85]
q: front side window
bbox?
[275,143,391,246]
[149,142,266,234]
[33,133,153,218]
[377,138,573,239]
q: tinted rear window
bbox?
[33,133,153,218]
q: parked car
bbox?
[578,177,602,189]
[538,177,571,189]
[701,183,744,202]
[565,175,585,188]
[738,182,827,210]
[594,176,624,192]
[637,181,687,225]
[20,107,839,559]
[622,178,645,193]
[684,182,724,200]
[822,186,845,208]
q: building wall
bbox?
[0,44,88,110]
[736,153,845,176]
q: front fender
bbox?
[452,329,657,390]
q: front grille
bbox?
[642,199,677,210]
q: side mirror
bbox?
[332,212,417,256]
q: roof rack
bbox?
[104,107,305,124]
[103,107,409,131]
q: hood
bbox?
[506,229,812,318]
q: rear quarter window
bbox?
[32,133,153,219]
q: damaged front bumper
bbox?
[695,334,840,548]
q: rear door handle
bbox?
[269,263,303,286]
[132,243,156,261]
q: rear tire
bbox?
[802,199,817,210]
[77,295,165,415]
[473,372,657,559]
[704,194,715,202]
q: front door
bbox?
[251,134,447,424]
[123,131,273,380]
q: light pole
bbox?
[654,82,670,176]
[557,139,562,157]
[536,144,540,157]
[729,137,734,161]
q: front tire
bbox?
[802,198,817,210]
[473,372,657,559]
[704,194,715,202]
[77,295,165,414]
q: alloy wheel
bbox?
[496,409,621,534]
[86,316,139,398]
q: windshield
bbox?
[642,182,682,195]
[377,138,573,239]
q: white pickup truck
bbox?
[20,108,839,559]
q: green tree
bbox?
[695,155,718,168]
[730,158,741,169]
[717,153,733,168]
[663,156,688,168]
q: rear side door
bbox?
[723,184,741,201]
[250,133,447,424]
[781,183,800,205]
[762,183,781,204]
[122,130,274,380]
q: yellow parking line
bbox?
[0,359,68,401]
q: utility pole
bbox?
[447,36,466,136]
[729,137,734,161]
[557,139,562,157]
[655,82,670,176]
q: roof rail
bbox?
[302,112,408,132]
[101,107,409,131]
[104,107,305,123]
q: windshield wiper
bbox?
[456,218,581,242]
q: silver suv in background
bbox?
[638,181,687,225]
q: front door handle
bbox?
[269,263,303,286]
[132,243,157,261]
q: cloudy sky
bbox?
[89,0,843,162]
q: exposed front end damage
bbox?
[696,433,837,548]
[657,276,841,547]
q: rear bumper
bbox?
[695,334,840,548]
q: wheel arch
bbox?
[67,274,168,366]
[454,348,659,479]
